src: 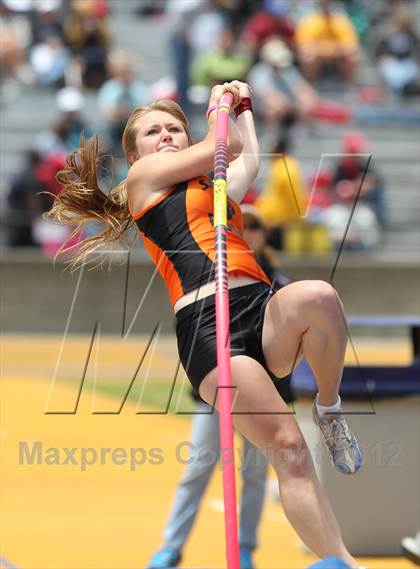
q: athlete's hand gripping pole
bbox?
[213,92,240,569]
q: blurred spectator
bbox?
[98,49,150,157]
[218,0,258,33]
[36,115,77,158]
[306,169,335,219]
[35,151,66,208]
[34,149,79,256]
[340,0,370,42]
[32,150,66,246]
[320,132,382,250]
[0,31,29,88]
[134,0,166,18]
[31,0,64,44]
[6,141,70,252]
[375,1,420,96]
[0,1,32,53]
[241,202,293,288]
[255,137,308,250]
[187,0,229,66]
[241,0,295,58]
[0,1,33,99]
[296,0,359,83]
[320,182,381,251]
[1,0,32,10]
[165,0,205,112]
[307,131,384,224]
[6,150,43,247]
[30,34,70,87]
[64,0,110,88]
[249,38,319,127]
[191,25,251,88]
[36,87,91,156]
[166,1,249,109]
[334,131,385,223]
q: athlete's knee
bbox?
[304,280,343,317]
[305,280,337,303]
[269,430,312,477]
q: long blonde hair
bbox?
[44,99,192,270]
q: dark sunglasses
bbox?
[244,221,264,231]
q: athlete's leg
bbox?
[261,280,362,474]
[199,356,358,566]
[261,280,347,406]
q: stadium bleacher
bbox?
[0,0,419,258]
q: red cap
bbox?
[343,131,367,153]
[91,1,109,18]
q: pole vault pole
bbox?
[212,92,240,569]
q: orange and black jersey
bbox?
[131,176,271,306]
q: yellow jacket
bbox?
[256,154,307,226]
[296,11,358,52]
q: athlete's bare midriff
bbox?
[173,274,262,314]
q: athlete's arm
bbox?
[127,84,243,195]
[227,82,260,203]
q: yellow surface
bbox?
[1,336,416,569]
[214,179,228,227]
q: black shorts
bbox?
[175,281,294,403]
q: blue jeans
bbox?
[169,35,191,114]
[162,402,268,552]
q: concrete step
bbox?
[294,157,419,180]
[294,141,419,162]
[1,0,419,249]
[108,0,170,82]
[1,127,106,155]
[386,210,419,225]
[1,98,103,129]
[311,123,420,141]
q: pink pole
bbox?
[213,92,240,569]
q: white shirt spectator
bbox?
[321,202,381,250]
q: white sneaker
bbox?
[312,401,362,474]
[401,531,420,562]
